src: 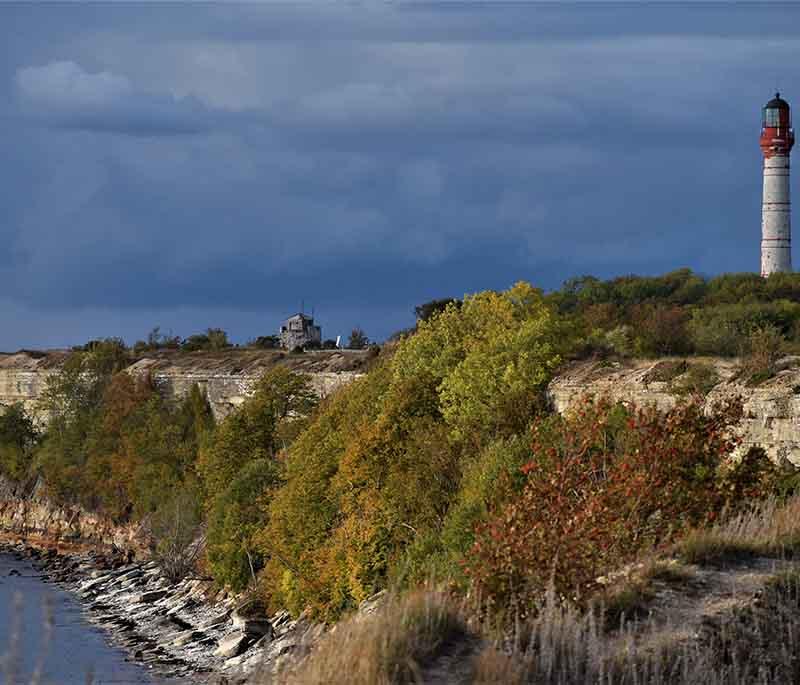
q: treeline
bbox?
[0,273,798,623]
[76,325,370,356]
[549,269,800,358]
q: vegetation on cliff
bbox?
[3,271,800,682]
[554,268,800,361]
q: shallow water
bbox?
[0,553,155,685]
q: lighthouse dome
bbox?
[766,93,790,110]
[763,93,791,128]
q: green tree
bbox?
[206,459,282,590]
[414,298,461,323]
[0,404,39,481]
[261,282,567,619]
[198,367,317,499]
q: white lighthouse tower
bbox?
[760,92,795,276]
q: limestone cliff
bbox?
[0,475,147,556]
[0,348,369,423]
[4,349,799,468]
[548,357,800,466]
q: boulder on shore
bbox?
[137,589,169,603]
[232,610,273,638]
[214,632,253,659]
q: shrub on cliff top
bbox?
[465,397,744,611]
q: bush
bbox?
[348,328,369,350]
[739,324,785,385]
[631,305,690,356]
[688,302,800,357]
[150,481,204,582]
[465,397,743,610]
[249,335,281,350]
[181,328,231,352]
[670,362,721,397]
[549,271,800,359]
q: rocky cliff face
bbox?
[548,357,800,466]
[0,351,66,422]
[126,349,368,420]
[0,348,369,423]
[0,475,147,556]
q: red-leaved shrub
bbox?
[465,397,743,611]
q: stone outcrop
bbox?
[548,357,800,466]
[126,349,368,420]
[0,348,369,423]
[0,351,66,422]
[0,475,148,556]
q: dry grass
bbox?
[265,590,469,685]
[678,495,800,565]
[258,498,800,684]
[471,571,800,685]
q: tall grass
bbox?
[265,591,468,685]
[679,495,800,565]
[264,578,800,684]
[474,572,800,684]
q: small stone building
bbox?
[280,313,322,350]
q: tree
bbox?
[260,282,568,619]
[414,298,461,323]
[181,328,231,352]
[0,404,39,450]
[198,367,317,502]
[206,328,230,351]
[0,404,39,481]
[133,327,181,354]
[348,328,369,349]
[395,281,564,444]
[206,459,282,590]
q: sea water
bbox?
[0,553,155,685]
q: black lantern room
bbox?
[763,92,791,129]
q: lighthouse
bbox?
[760,92,795,276]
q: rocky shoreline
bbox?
[0,541,326,683]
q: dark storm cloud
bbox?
[1,3,799,348]
[15,61,227,136]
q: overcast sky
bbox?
[1,3,799,350]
